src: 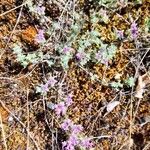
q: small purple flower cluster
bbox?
[47,77,57,87]
[61,119,93,150]
[41,77,57,93]
[130,22,138,39]
[54,102,67,116]
[54,94,73,116]
[80,138,94,149]
[65,94,73,107]
[35,29,45,43]
[62,135,79,150]
[36,5,45,15]
[53,93,94,149]
[76,52,85,60]
[61,119,72,131]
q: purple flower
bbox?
[47,77,57,87]
[62,140,75,150]
[36,6,45,15]
[65,94,73,107]
[62,142,75,150]
[116,30,124,39]
[76,52,85,60]
[35,29,45,43]
[68,135,79,146]
[80,138,94,149]
[71,124,83,134]
[54,102,67,116]
[61,119,72,131]
[130,22,138,39]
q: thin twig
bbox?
[0,113,8,150]
[0,3,25,17]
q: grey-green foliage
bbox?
[75,29,101,66]
[70,11,115,67]
[57,45,74,70]
[125,77,135,87]
[91,10,109,24]
[111,81,123,89]
[95,43,117,65]
[26,0,35,12]
[12,43,43,67]
[107,44,117,59]
[61,54,72,69]
[98,0,118,8]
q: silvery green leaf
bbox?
[111,82,123,88]
[94,37,101,45]
[101,43,108,50]
[53,22,60,30]
[74,12,80,20]
[84,40,91,47]
[25,0,33,7]
[125,77,135,87]
[38,52,43,58]
[102,15,109,24]
[47,102,55,110]
[106,101,120,112]
[79,40,85,47]
[16,54,26,62]
[91,16,99,24]
[71,24,79,33]
[36,86,43,93]
[47,60,54,67]
[78,46,84,52]
[61,55,70,69]
[21,61,28,67]
[26,53,37,61]
[90,30,100,37]
[107,44,117,59]
[12,44,22,54]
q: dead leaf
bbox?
[135,72,150,98]
[106,101,120,112]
